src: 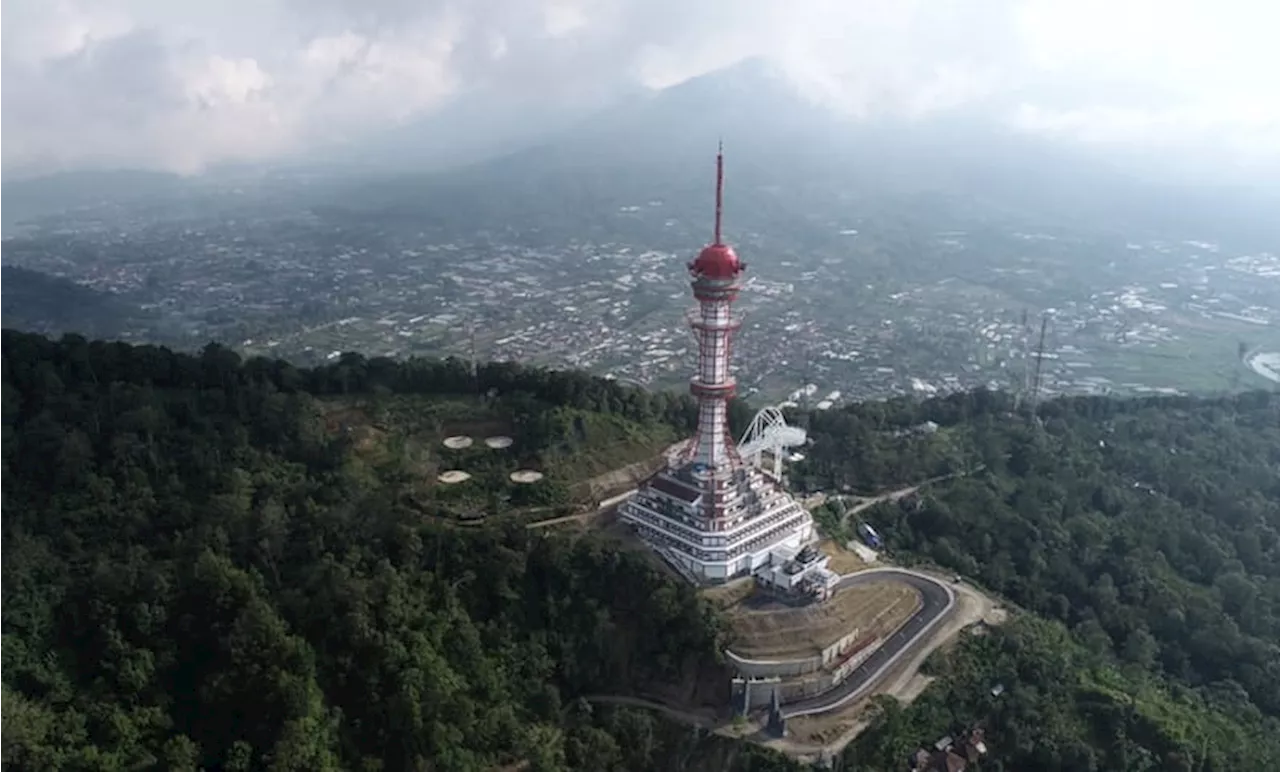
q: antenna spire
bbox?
[714,140,724,245]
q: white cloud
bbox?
[2,0,1278,177]
[1,0,462,174]
[1004,0,1280,178]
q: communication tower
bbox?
[1028,314,1049,417]
[681,144,746,472]
[1015,308,1032,409]
[468,321,479,392]
[619,147,815,583]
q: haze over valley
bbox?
[5,60,1279,407]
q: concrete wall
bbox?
[729,578,944,718]
[830,636,882,686]
[779,676,844,703]
[729,573,926,678]
[746,685,778,709]
[728,622,872,677]
[725,648,823,678]
[733,677,781,711]
[819,628,862,667]
[734,676,837,710]
[733,638,889,712]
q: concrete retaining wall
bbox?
[725,649,823,678]
[734,675,842,710]
[733,633,892,711]
[732,677,777,712]
[727,582,926,678]
[830,636,881,685]
[820,629,862,667]
[727,621,883,678]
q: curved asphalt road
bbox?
[780,568,955,718]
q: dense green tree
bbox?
[0,330,798,772]
[7,329,1277,770]
[796,389,1280,769]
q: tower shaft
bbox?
[688,284,741,470]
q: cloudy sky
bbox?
[3,0,1278,179]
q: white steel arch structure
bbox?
[738,405,807,478]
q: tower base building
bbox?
[623,460,814,583]
[619,147,815,584]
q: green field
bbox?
[318,394,676,521]
[1082,324,1280,394]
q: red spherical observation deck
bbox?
[692,242,742,279]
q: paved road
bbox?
[781,568,955,718]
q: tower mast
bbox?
[1029,314,1049,417]
[1019,308,1031,407]
[468,320,479,392]
[714,139,724,245]
[684,144,746,475]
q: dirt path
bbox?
[843,484,924,518]
[525,489,635,529]
[837,465,985,527]
[525,511,595,530]
[581,695,725,731]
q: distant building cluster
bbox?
[4,168,1274,403]
[910,727,989,772]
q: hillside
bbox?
[322,61,1280,249]
[1,170,189,227]
[1,266,159,341]
[4,331,1279,770]
[0,331,793,772]
[791,390,1280,769]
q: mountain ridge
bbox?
[0,266,160,341]
[316,60,1274,245]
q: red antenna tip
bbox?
[714,142,724,245]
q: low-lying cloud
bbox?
[3,0,1277,180]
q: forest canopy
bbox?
[0,330,789,771]
[3,329,1278,771]
[791,388,1280,770]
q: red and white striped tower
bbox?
[620,146,814,582]
[684,144,747,474]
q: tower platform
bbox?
[620,459,814,583]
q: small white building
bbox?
[757,544,841,600]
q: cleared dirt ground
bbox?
[701,577,757,610]
[725,583,921,660]
[320,404,389,454]
[818,539,867,574]
[574,439,689,502]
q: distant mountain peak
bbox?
[647,56,808,112]
[659,56,787,91]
